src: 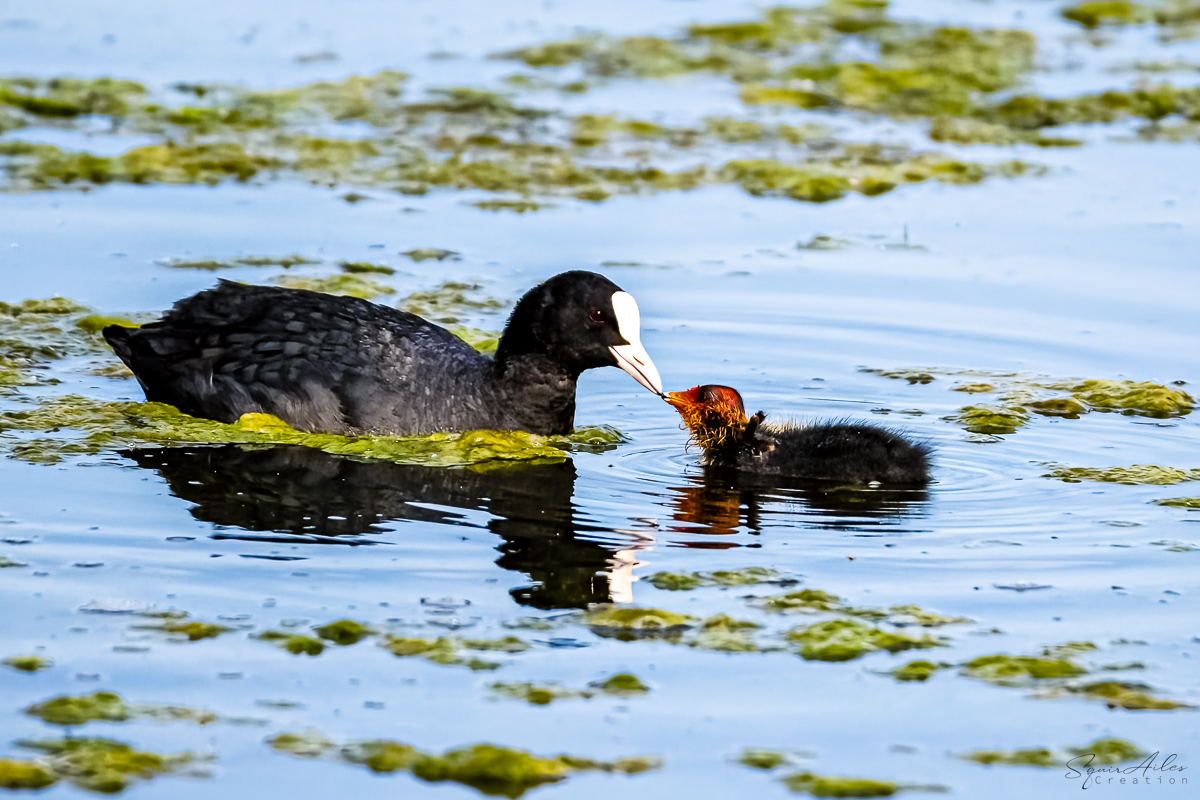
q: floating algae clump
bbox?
[1062,2,1154,28]
[488,682,591,705]
[754,588,844,613]
[963,737,1146,768]
[268,730,336,758]
[26,691,218,726]
[891,660,951,682]
[961,654,1086,687]
[26,691,129,726]
[132,618,232,641]
[3,654,52,672]
[0,140,281,190]
[277,728,664,794]
[1154,497,1200,508]
[947,404,1027,435]
[474,199,543,212]
[314,619,375,645]
[0,396,612,468]
[15,738,193,793]
[337,260,394,275]
[1057,380,1193,416]
[1072,681,1190,710]
[460,636,531,653]
[782,771,899,797]
[273,273,395,299]
[646,567,794,591]
[688,614,766,653]
[1065,738,1146,764]
[589,673,650,696]
[962,747,1057,767]
[787,619,944,661]
[0,758,57,790]
[739,748,790,770]
[256,630,325,656]
[399,281,506,323]
[379,636,503,670]
[0,76,147,118]
[1042,464,1200,485]
[584,605,695,641]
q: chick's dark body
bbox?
[736,421,931,485]
[103,271,644,436]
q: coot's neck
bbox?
[492,353,580,436]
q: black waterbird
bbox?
[104,271,663,436]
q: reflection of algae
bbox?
[275,733,661,797]
[787,619,944,661]
[3,654,52,672]
[646,567,795,590]
[962,737,1145,767]
[14,738,195,794]
[0,396,623,467]
[1043,464,1200,485]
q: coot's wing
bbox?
[105,281,487,433]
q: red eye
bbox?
[589,308,604,324]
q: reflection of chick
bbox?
[666,385,931,486]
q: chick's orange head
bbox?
[665,385,749,450]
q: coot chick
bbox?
[104,271,663,436]
[666,385,930,485]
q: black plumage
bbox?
[666,384,931,485]
[103,271,662,436]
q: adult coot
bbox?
[104,271,663,436]
[666,384,930,485]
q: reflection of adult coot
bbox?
[124,445,617,608]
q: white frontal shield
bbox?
[608,291,664,396]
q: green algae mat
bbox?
[1,0,1199,798]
